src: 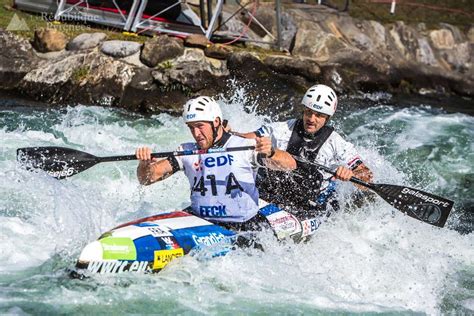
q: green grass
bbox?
[0,0,149,42]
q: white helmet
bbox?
[301,84,338,116]
[183,96,222,123]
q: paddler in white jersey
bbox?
[226,84,374,221]
[136,96,296,232]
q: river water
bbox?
[0,90,473,315]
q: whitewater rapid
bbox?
[0,91,472,314]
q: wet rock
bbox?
[227,51,267,77]
[241,5,275,38]
[121,68,161,113]
[101,40,141,58]
[152,48,229,92]
[443,42,472,73]
[368,21,389,51]
[215,10,263,44]
[184,34,210,49]
[468,26,474,44]
[320,52,395,94]
[416,37,438,67]
[388,22,420,60]
[264,55,321,80]
[439,23,465,43]
[227,51,307,116]
[429,29,455,50]
[0,29,40,89]
[245,8,298,51]
[292,21,352,62]
[99,66,188,114]
[204,44,232,60]
[337,17,374,51]
[33,28,68,53]
[19,50,136,106]
[278,12,297,51]
[140,35,184,67]
[66,32,107,51]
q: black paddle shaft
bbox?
[312,162,453,227]
[17,146,256,180]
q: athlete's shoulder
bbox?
[272,119,297,131]
[228,134,256,146]
[326,130,349,143]
[324,130,358,156]
[257,119,296,137]
[285,118,298,130]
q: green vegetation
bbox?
[0,0,149,42]
[159,82,193,96]
[159,60,174,69]
[71,66,89,83]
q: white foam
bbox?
[0,95,472,314]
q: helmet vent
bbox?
[309,88,315,92]
[324,101,331,106]
[306,94,312,98]
[198,101,206,106]
[330,91,336,98]
[316,95,321,102]
[203,97,210,103]
[195,107,204,111]
[328,95,333,101]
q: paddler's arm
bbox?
[136,146,177,185]
[255,137,296,171]
[224,122,295,170]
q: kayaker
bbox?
[135,96,296,233]
[226,84,373,221]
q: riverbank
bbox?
[0,2,472,115]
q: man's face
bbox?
[187,120,216,149]
[303,108,329,134]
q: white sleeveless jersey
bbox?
[175,136,259,223]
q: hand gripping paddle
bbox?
[300,159,453,228]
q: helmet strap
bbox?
[210,118,221,146]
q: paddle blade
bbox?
[371,183,453,227]
[17,146,99,179]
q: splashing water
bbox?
[0,91,472,314]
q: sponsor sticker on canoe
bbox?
[266,210,301,240]
[153,248,184,270]
[192,232,227,247]
[100,237,137,260]
[86,260,151,274]
[159,236,180,250]
[147,225,173,237]
[300,218,322,238]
